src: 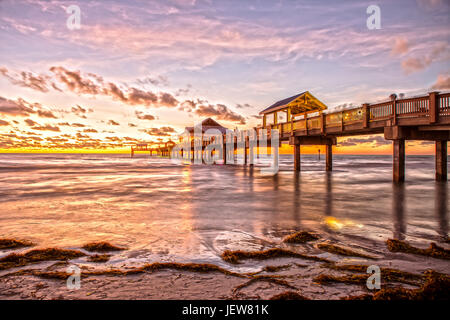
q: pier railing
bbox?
[259,92,449,136]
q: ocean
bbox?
[0,153,448,274]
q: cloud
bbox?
[236,103,253,109]
[401,43,449,74]
[391,37,409,55]
[71,105,93,118]
[0,67,54,92]
[135,111,156,121]
[0,120,10,126]
[140,126,176,136]
[431,73,450,90]
[108,120,120,126]
[338,135,391,147]
[24,119,38,126]
[194,103,246,124]
[83,128,98,133]
[0,96,35,116]
[31,124,61,132]
[49,66,179,108]
[128,123,137,127]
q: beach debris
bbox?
[87,254,111,263]
[0,238,34,249]
[269,291,310,300]
[81,242,126,252]
[282,231,320,244]
[221,248,330,264]
[233,275,297,293]
[341,270,450,300]
[313,273,369,285]
[0,248,86,270]
[316,242,376,259]
[386,239,450,260]
[323,263,422,285]
[2,262,247,280]
[262,264,292,272]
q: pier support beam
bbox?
[436,140,447,181]
[294,143,301,171]
[393,139,405,183]
[326,144,332,171]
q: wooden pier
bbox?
[132,91,449,182]
[131,141,175,158]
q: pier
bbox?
[132,91,449,182]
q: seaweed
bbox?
[269,291,310,300]
[262,264,291,272]
[221,248,330,264]
[233,275,297,293]
[324,263,423,285]
[0,238,34,250]
[372,271,450,300]
[317,243,376,259]
[0,248,86,270]
[87,254,110,263]
[142,262,245,278]
[340,294,374,300]
[283,231,319,244]
[386,239,450,260]
[313,273,368,285]
[81,242,126,252]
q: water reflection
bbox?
[436,182,448,241]
[392,183,406,240]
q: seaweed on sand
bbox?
[386,239,450,260]
[313,273,369,285]
[269,291,310,300]
[316,242,376,259]
[141,262,245,278]
[323,263,423,285]
[3,262,248,280]
[87,254,111,263]
[233,275,297,293]
[221,248,330,264]
[341,270,450,300]
[262,265,291,272]
[81,242,126,252]
[0,248,86,270]
[0,239,34,249]
[283,231,320,244]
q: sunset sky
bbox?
[0,0,449,154]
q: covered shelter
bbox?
[259,91,327,127]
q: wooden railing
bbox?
[259,92,449,135]
[440,93,450,117]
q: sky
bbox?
[0,0,449,154]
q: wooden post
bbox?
[362,103,369,128]
[320,112,325,134]
[244,136,248,165]
[294,143,301,171]
[222,142,227,164]
[263,114,266,127]
[436,140,447,181]
[429,91,439,124]
[326,144,332,171]
[392,97,397,125]
[393,139,405,183]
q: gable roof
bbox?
[184,118,228,134]
[259,91,327,115]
